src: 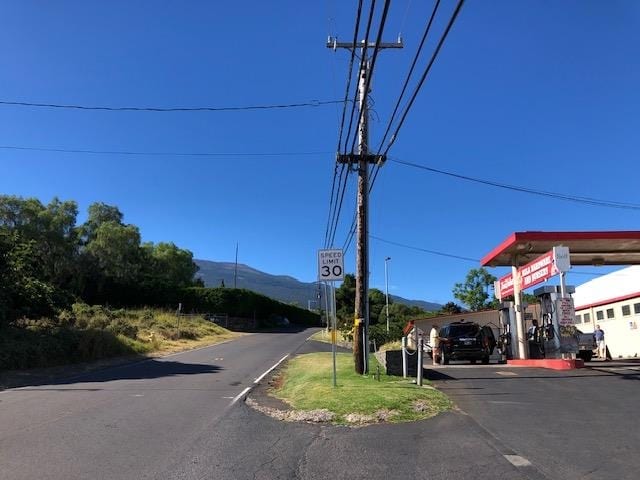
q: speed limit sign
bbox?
[318,249,344,281]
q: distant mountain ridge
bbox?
[194,260,441,312]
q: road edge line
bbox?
[254,355,290,384]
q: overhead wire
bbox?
[0,144,330,158]
[0,99,345,113]
[381,0,466,157]
[325,0,365,248]
[369,0,442,194]
[336,0,391,250]
[370,234,479,262]
[390,157,640,210]
[376,0,442,154]
[348,0,392,155]
[329,166,352,248]
[335,0,364,153]
[343,0,377,154]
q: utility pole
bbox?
[384,256,391,332]
[328,37,402,374]
[234,242,238,289]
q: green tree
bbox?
[0,231,58,323]
[452,268,497,311]
[80,202,124,244]
[440,301,463,314]
[139,242,199,301]
[368,288,387,325]
[0,195,78,291]
[335,274,356,330]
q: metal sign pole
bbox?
[331,283,337,387]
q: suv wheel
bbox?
[441,349,450,365]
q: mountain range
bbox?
[194,260,442,312]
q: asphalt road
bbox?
[3,331,638,480]
[0,328,314,480]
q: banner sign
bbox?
[495,247,570,299]
[496,273,514,300]
[519,250,558,290]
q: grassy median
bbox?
[269,352,451,425]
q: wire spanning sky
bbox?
[2,1,639,305]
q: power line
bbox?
[324,0,364,249]
[335,0,364,153]
[369,0,442,193]
[381,0,466,156]
[370,234,479,262]
[349,0,392,154]
[343,0,378,154]
[0,99,345,113]
[0,144,330,157]
[376,0,442,154]
[390,157,640,210]
[326,165,351,248]
[325,163,350,248]
[324,164,342,248]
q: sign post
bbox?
[318,249,344,387]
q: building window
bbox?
[606,308,615,319]
[596,311,604,321]
[584,313,591,323]
[622,305,631,316]
[575,314,582,324]
[635,303,640,315]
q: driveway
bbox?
[427,360,640,480]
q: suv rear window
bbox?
[447,324,480,337]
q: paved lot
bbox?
[427,359,640,480]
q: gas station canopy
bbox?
[481,231,640,267]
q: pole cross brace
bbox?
[336,153,386,165]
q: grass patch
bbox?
[1,304,238,371]
[270,352,451,425]
[309,329,350,345]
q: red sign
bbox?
[495,250,560,299]
[519,250,558,290]
[497,273,514,299]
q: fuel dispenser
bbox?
[532,285,577,359]
[497,301,517,360]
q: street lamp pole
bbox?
[384,257,391,332]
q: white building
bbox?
[573,266,640,359]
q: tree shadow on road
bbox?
[1,359,222,390]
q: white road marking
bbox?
[488,401,528,405]
[230,387,251,406]
[131,394,144,397]
[254,355,289,384]
[504,455,532,467]
[496,371,518,376]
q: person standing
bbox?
[429,325,440,365]
[594,324,606,360]
[527,319,541,359]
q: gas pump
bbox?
[497,301,517,361]
[533,285,577,359]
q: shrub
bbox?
[179,287,320,326]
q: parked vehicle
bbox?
[575,329,596,362]
[437,321,496,365]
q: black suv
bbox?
[437,321,496,365]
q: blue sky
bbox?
[1,1,639,305]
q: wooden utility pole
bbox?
[328,37,402,374]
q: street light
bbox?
[384,256,391,332]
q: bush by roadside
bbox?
[0,303,235,371]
